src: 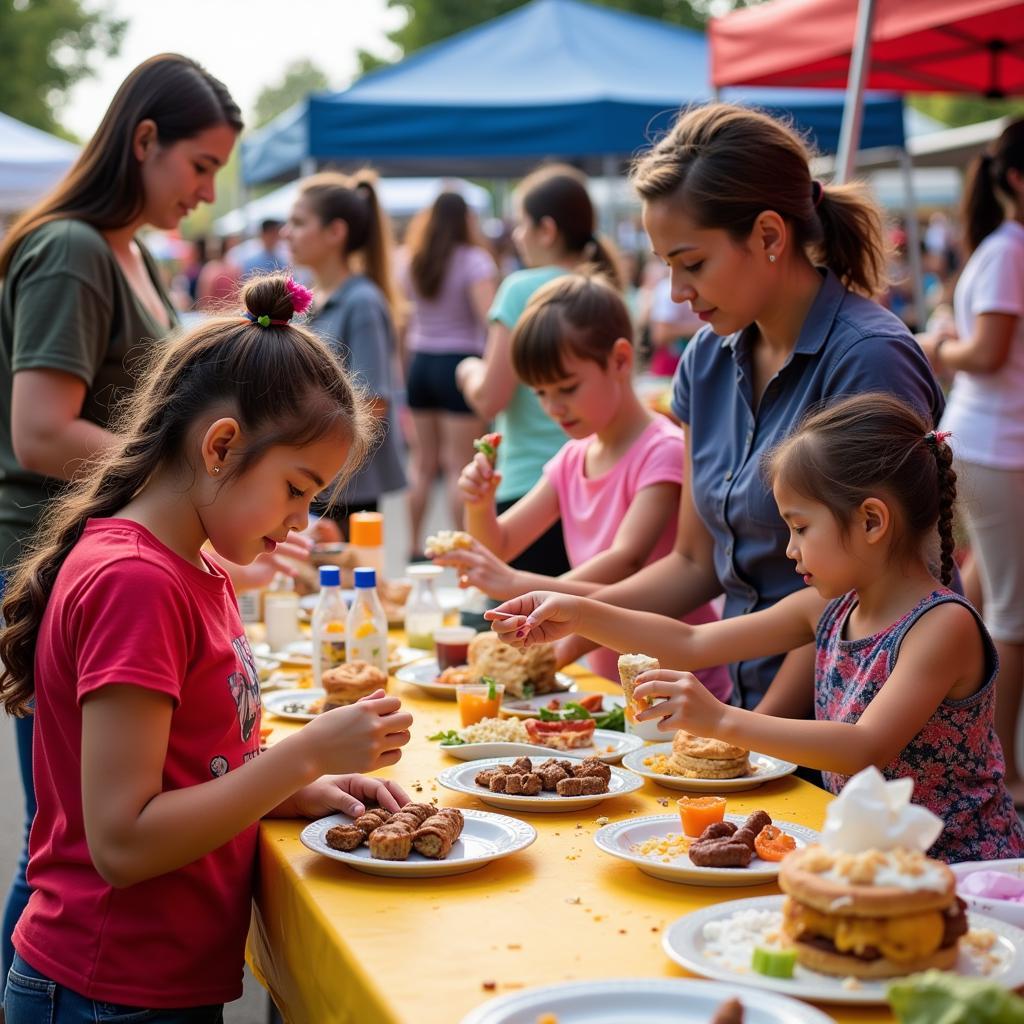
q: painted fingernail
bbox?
[515,629,525,638]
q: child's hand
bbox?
[432,538,521,598]
[302,690,413,776]
[633,670,728,737]
[458,450,502,508]
[288,775,411,819]
[485,592,582,648]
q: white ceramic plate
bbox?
[300,807,536,878]
[437,757,644,813]
[389,644,434,670]
[621,743,798,792]
[594,814,819,887]
[662,894,1024,1005]
[500,691,623,719]
[262,688,324,722]
[439,729,643,765]
[953,857,1024,930]
[459,977,835,1024]
[395,661,574,701]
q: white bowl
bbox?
[952,857,1024,929]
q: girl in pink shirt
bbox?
[434,273,730,698]
[0,274,413,1021]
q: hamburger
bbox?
[777,845,967,978]
[319,661,388,712]
[669,730,749,779]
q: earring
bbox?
[768,254,777,263]
[212,466,221,475]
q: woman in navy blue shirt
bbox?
[557,103,944,711]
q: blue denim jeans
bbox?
[2,711,34,989]
[5,953,224,1023]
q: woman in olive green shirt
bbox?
[0,54,243,990]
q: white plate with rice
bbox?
[662,894,1024,1004]
[439,727,642,765]
[594,813,819,886]
[621,742,798,792]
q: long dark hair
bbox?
[766,393,957,586]
[511,272,632,385]
[0,274,377,716]
[631,103,888,297]
[406,192,489,300]
[516,164,622,288]
[297,170,401,318]
[963,118,1024,253]
[0,54,242,278]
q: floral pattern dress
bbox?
[815,588,1024,863]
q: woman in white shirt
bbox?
[920,119,1024,802]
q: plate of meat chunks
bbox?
[437,756,644,812]
[300,803,537,877]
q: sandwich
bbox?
[617,653,658,724]
[778,845,967,979]
[669,730,749,780]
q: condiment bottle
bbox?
[312,565,348,690]
[348,512,385,578]
[263,572,300,652]
[346,567,388,673]
[403,563,444,650]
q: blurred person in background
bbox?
[240,217,286,278]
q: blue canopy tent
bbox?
[241,0,906,184]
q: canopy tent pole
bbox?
[835,0,878,183]
[898,147,928,329]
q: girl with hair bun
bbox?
[919,118,1024,803]
[284,170,406,535]
[0,273,412,1019]
[490,394,1024,863]
[553,102,945,714]
[456,164,621,575]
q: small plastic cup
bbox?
[456,682,505,726]
[434,626,477,672]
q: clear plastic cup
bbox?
[456,682,505,726]
[434,625,477,672]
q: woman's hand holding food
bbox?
[301,690,413,775]
[288,774,411,820]
[432,536,523,598]
[485,592,582,647]
[633,670,729,737]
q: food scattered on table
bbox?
[307,661,387,714]
[425,529,474,557]
[324,803,464,861]
[474,756,611,797]
[632,831,693,861]
[670,731,750,779]
[677,795,727,837]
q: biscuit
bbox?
[672,730,748,762]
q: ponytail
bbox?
[297,171,402,321]
[631,103,888,297]
[963,119,1024,253]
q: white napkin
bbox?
[820,766,943,854]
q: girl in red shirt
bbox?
[0,273,413,1021]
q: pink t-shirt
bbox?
[544,417,732,699]
[16,519,261,1007]
[399,244,496,355]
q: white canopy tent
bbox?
[0,112,78,215]
[215,177,492,238]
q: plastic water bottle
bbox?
[312,565,348,691]
[346,567,388,674]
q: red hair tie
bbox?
[926,429,951,446]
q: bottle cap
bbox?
[319,565,341,588]
[353,567,377,588]
[406,563,444,577]
[349,511,383,547]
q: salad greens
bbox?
[427,729,464,746]
[537,701,625,732]
[888,970,1024,1024]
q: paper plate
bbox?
[594,813,819,886]
[621,743,797,792]
[437,757,643,813]
[300,807,536,878]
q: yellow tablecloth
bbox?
[248,661,893,1024]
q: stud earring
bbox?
[212,466,221,475]
[768,254,777,263]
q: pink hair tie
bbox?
[926,429,951,447]
[285,278,314,315]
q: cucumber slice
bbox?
[751,945,797,979]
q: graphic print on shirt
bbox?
[227,634,262,743]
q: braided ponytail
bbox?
[927,433,958,587]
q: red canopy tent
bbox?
[710,0,1024,96]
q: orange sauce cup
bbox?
[456,683,505,726]
[677,795,727,837]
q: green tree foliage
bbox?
[252,59,330,128]
[911,95,1024,129]
[0,0,125,137]
[356,0,733,73]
